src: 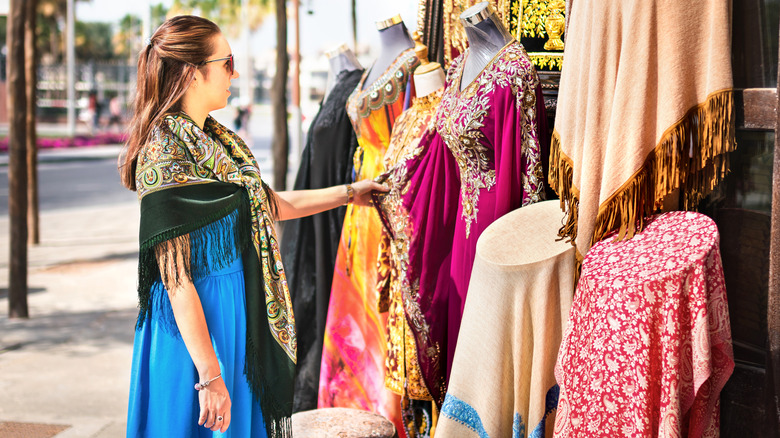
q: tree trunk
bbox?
[26,0,39,245]
[8,0,29,318]
[271,0,289,191]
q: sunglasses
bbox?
[202,54,234,75]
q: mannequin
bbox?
[371,1,547,410]
[459,2,513,91]
[318,12,420,434]
[371,34,447,438]
[411,32,445,98]
[364,14,415,86]
[324,44,362,98]
[282,42,364,413]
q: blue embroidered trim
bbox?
[440,393,489,438]
[529,384,560,438]
[513,413,526,438]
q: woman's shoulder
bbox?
[136,123,190,170]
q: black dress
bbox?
[281,68,363,412]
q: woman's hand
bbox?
[350,179,389,207]
[198,376,232,433]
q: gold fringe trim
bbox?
[549,88,736,250]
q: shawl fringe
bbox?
[136,192,252,330]
[549,89,736,249]
[244,336,294,438]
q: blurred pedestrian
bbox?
[118,15,386,438]
[107,95,123,133]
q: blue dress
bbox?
[127,216,268,437]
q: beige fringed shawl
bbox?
[549,0,736,258]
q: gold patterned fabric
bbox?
[376,89,445,402]
[508,0,565,71]
[439,0,564,70]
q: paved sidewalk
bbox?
[0,201,140,437]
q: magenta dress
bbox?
[376,41,547,407]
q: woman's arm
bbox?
[274,179,387,221]
[159,242,232,433]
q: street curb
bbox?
[0,145,123,167]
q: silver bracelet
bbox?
[194,373,222,391]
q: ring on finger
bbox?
[217,416,224,422]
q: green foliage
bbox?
[75,21,115,61]
[113,3,169,60]
[170,0,271,37]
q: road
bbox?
[0,159,136,216]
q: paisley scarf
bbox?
[135,113,295,437]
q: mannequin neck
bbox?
[464,15,513,56]
[364,21,414,86]
[328,51,361,77]
[378,22,414,55]
[460,10,513,91]
[414,65,445,98]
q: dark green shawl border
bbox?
[137,181,293,438]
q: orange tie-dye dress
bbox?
[318,48,419,431]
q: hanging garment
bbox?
[280,69,363,413]
[436,40,545,396]
[549,0,735,259]
[553,211,734,437]
[318,48,419,432]
[376,40,547,408]
[128,114,295,438]
[375,88,445,403]
[436,200,574,438]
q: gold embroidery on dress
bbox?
[384,89,444,168]
[436,42,544,238]
[378,91,444,401]
[346,50,419,127]
[342,50,420,276]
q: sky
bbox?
[73,0,420,59]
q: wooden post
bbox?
[272,0,289,191]
[26,0,39,245]
[7,0,29,318]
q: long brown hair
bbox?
[119,15,220,191]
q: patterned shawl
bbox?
[135,113,295,438]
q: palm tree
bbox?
[26,0,39,245]
[113,5,168,61]
[8,0,29,317]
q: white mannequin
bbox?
[459,2,513,91]
[364,14,415,86]
[411,31,445,98]
[324,44,362,98]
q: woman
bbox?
[120,15,385,437]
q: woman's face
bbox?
[195,33,239,112]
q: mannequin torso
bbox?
[364,17,415,86]
[325,45,362,98]
[459,2,513,91]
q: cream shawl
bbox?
[550,0,736,258]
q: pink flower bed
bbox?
[0,132,128,152]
